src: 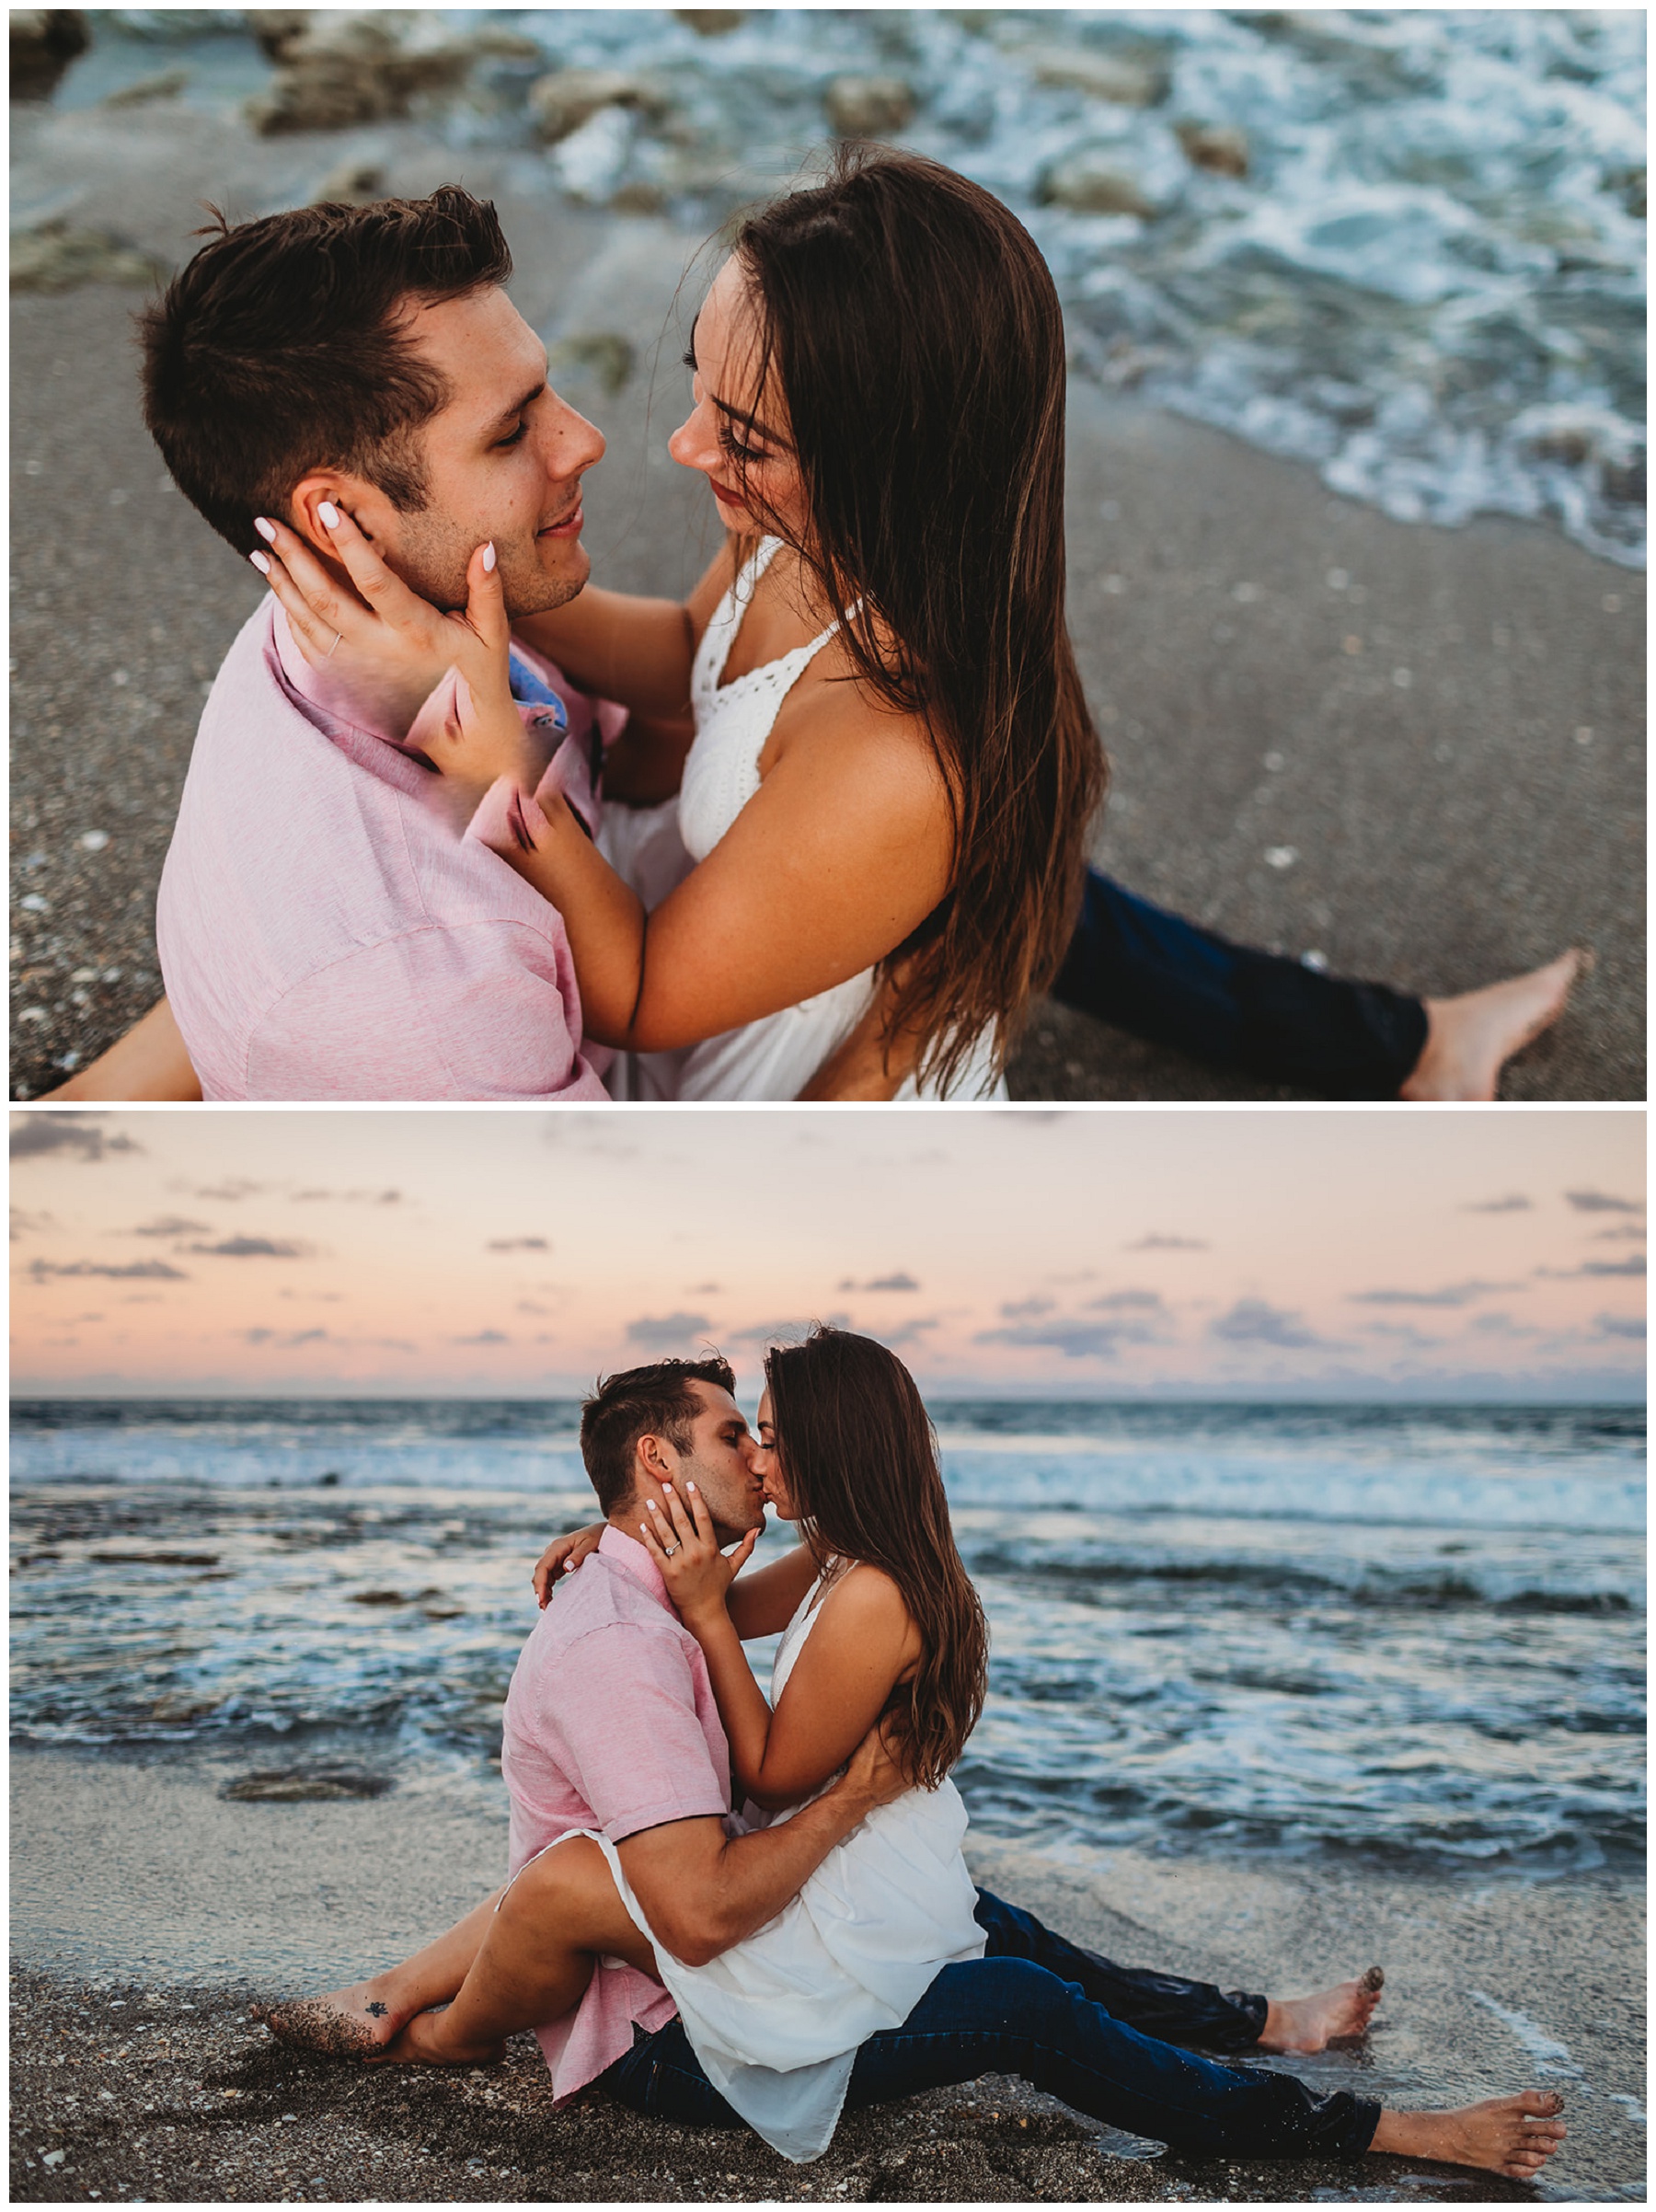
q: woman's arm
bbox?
[639,1489,920,1813]
[726,1540,820,1641]
[512,545,732,721]
[485,682,953,1052]
[41,997,201,1101]
[530,1520,607,1607]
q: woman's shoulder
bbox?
[776,672,953,840]
[818,1559,919,1644]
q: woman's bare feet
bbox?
[1259,1965,1384,2053]
[251,1974,414,2060]
[1371,2090,1567,2180]
[1400,950,1584,1100]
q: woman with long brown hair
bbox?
[253,145,1106,1100]
[649,1324,991,1801]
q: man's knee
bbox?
[500,1836,604,1936]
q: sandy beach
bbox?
[10,1741,1644,2203]
[8,93,1644,1101]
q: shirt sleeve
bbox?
[554,1623,732,1844]
[242,923,609,1100]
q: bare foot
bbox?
[251,1975,412,2060]
[374,2006,505,2068]
[1400,950,1584,1100]
[1259,1965,1384,2053]
[1371,2090,1567,2180]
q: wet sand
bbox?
[10,1743,1644,2203]
[8,98,1645,1100]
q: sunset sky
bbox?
[10,1108,1645,1400]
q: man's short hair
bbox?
[580,1355,737,1518]
[137,184,512,556]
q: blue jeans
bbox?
[1052,870,1429,1100]
[597,1887,1381,2161]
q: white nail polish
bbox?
[254,517,276,543]
[249,550,270,574]
[482,542,497,573]
[318,501,340,529]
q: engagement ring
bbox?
[326,628,342,659]
[661,1541,680,1557]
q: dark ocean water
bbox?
[10,1397,1644,1878]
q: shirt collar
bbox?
[263,600,434,803]
[598,1523,672,1608]
[270,598,408,745]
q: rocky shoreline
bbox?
[9,22,1645,1100]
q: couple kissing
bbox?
[256,1329,1564,2181]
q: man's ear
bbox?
[619,1436,676,1527]
[634,1431,673,1484]
[288,470,389,563]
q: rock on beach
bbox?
[8,8,88,100]
[528,66,673,146]
[1040,152,1158,219]
[823,75,916,140]
[246,13,478,135]
[1175,119,1250,178]
[1028,47,1169,108]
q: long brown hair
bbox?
[730,148,1109,1091]
[764,1325,987,1790]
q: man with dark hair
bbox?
[578,1354,739,1517]
[141,186,619,1101]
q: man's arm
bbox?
[616,1724,903,1967]
[796,985,913,1100]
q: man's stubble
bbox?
[674,1450,766,1546]
[389,502,590,621]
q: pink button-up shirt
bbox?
[155,597,615,1100]
[500,1527,734,2100]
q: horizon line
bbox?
[11,1387,1646,1408]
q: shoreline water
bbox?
[10,1742,1646,2202]
[8,95,1645,1100]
